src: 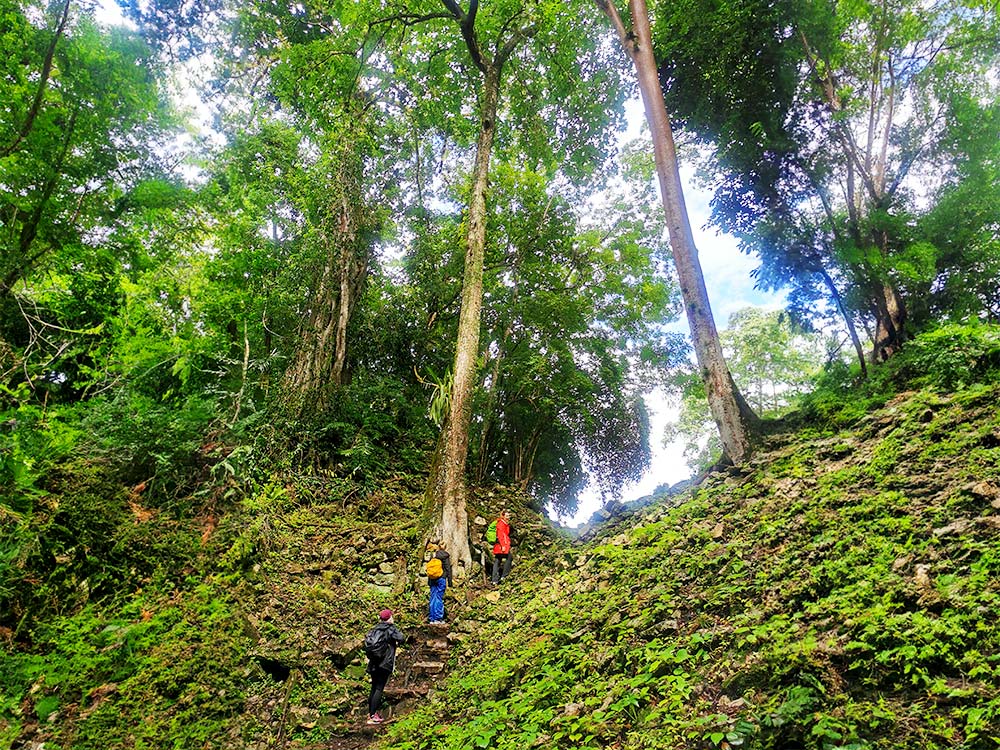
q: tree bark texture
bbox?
[433,64,502,573]
[872,281,906,361]
[597,0,758,463]
[282,146,371,408]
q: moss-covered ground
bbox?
[386,385,1000,750]
[3,326,1000,749]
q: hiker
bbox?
[491,509,513,585]
[425,540,452,624]
[363,609,405,725]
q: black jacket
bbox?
[366,621,405,673]
[433,549,453,586]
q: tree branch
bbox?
[1,0,72,158]
[594,0,634,54]
[440,0,488,73]
[496,23,537,67]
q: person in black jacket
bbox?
[365,609,405,725]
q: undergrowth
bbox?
[3,325,1000,749]
[384,367,1000,749]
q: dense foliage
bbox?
[2,0,999,746]
[4,327,998,749]
[652,0,1000,363]
[385,326,1000,750]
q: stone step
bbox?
[415,648,449,661]
[421,637,450,650]
[411,660,445,675]
[384,684,429,699]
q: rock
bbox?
[412,660,445,675]
[933,518,973,537]
[980,515,1000,529]
[323,639,359,668]
[914,563,933,590]
[718,695,746,710]
[965,481,1000,503]
[290,706,319,728]
[378,562,395,574]
[563,702,585,717]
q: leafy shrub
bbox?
[801,323,1000,425]
[0,393,82,513]
[79,393,217,501]
[267,373,434,481]
[885,323,1000,391]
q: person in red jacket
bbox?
[491,509,513,585]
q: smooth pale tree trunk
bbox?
[595,0,758,464]
[430,64,502,573]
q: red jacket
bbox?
[493,517,511,555]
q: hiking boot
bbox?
[367,713,384,725]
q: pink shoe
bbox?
[367,713,384,725]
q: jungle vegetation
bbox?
[2,0,1000,747]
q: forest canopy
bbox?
[2,0,998,519]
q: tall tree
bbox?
[649,0,1000,363]
[207,3,391,415]
[594,0,759,464]
[379,0,627,570]
[469,160,681,515]
[280,120,380,405]
[0,3,168,299]
[424,0,527,570]
[0,0,171,391]
[667,306,824,469]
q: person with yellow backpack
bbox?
[425,540,452,624]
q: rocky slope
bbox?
[380,384,1000,750]
[4,372,1000,750]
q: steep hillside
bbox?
[0,471,559,749]
[384,384,1000,750]
[3,329,1000,750]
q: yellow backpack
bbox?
[426,556,443,580]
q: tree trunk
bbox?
[819,268,868,378]
[1,0,72,158]
[282,148,370,408]
[431,64,501,573]
[872,281,906,361]
[596,0,758,463]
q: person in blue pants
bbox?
[426,541,452,624]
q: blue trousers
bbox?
[428,576,447,622]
